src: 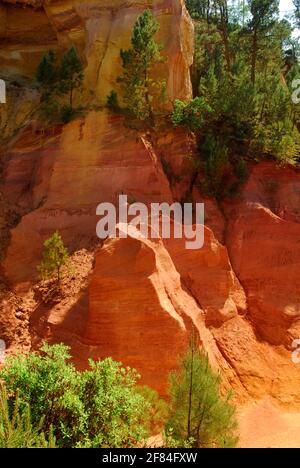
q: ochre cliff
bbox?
[0,0,193,142]
[85,169,300,403]
[2,108,300,405]
[1,0,300,421]
[0,0,193,103]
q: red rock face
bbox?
[2,118,300,406]
[87,236,190,395]
[86,226,245,396]
[224,162,300,347]
[226,204,300,346]
[85,218,300,404]
[2,112,174,283]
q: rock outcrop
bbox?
[224,162,300,347]
[1,111,179,283]
[86,215,300,404]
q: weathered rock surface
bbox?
[2,118,300,405]
[86,224,244,395]
[86,221,300,404]
[0,0,193,104]
[2,111,176,283]
[224,162,300,348]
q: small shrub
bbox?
[60,105,77,123]
[106,91,119,111]
[37,231,69,284]
[135,386,169,434]
[234,158,248,184]
[200,133,248,199]
[201,133,230,198]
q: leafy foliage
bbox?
[0,344,151,448]
[135,386,169,435]
[199,132,248,199]
[0,384,56,448]
[200,132,231,198]
[184,0,300,174]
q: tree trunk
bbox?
[259,67,267,121]
[221,28,231,73]
[251,28,258,85]
[70,84,73,109]
[187,331,195,439]
[217,1,231,73]
[145,68,154,124]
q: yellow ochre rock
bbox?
[0,0,194,104]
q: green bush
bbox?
[0,344,150,448]
[135,386,169,435]
[200,133,248,199]
[201,133,231,198]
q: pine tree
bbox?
[185,0,300,168]
[58,47,84,109]
[37,231,69,284]
[185,0,213,20]
[36,50,57,100]
[293,0,300,28]
[167,331,238,448]
[247,0,279,83]
[118,10,165,121]
[36,47,84,122]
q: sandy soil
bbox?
[238,398,300,448]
